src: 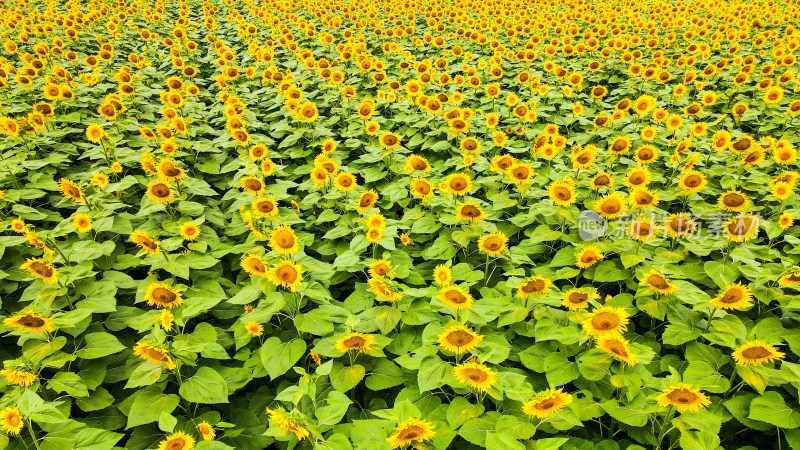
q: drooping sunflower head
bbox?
[656,383,711,413]
[19,258,58,284]
[133,342,176,370]
[0,368,37,387]
[453,361,497,392]
[197,422,216,441]
[157,159,186,181]
[404,154,430,174]
[582,305,629,336]
[58,178,85,203]
[608,136,631,155]
[3,311,53,334]
[144,282,184,309]
[356,189,379,211]
[516,275,552,299]
[368,277,403,302]
[241,254,269,278]
[522,388,574,419]
[597,336,639,366]
[490,154,515,173]
[130,230,161,255]
[335,332,375,354]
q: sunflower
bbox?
[515,275,554,301]
[677,170,707,194]
[561,288,600,311]
[608,136,631,155]
[724,215,759,242]
[0,408,23,435]
[369,277,403,302]
[771,181,793,201]
[432,265,453,287]
[265,408,309,441]
[507,162,535,185]
[197,422,216,441]
[58,178,85,202]
[575,246,604,269]
[335,332,375,353]
[437,324,483,354]
[386,419,436,449]
[269,225,299,255]
[269,259,304,292]
[453,361,497,392]
[157,431,195,450]
[779,213,794,230]
[241,254,269,278]
[248,144,268,161]
[133,342,176,370]
[0,368,36,387]
[477,231,508,256]
[438,285,473,310]
[356,189,379,211]
[582,306,629,336]
[490,154,515,173]
[252,197,279,217]
[710,283,753,310]
[404,154,431,174]
[665,213,697,238]
[656,384,711,413]
[456,200,486,222]
[441,173,472,196]
[157,159,186,181]
[594,192,628,219]
[548,179,577,207]
[160,310,174,332]
[623,167,652,187]
[144,282,184,309]
[522,389,573,419]
[639,269,678,295]
[366,227,383,243]
[130,230,161,255]
[19,258,58,284]
[732,341,786,366]
[597,336,639,365]
[240,175,265,195]
[779,271,800,287]
[379,132,401,150]
[334,172,357,192]
[245,321,264,336]
[146,181,176,203]
[410,178,434,201]
[632,145,658,165]
[590,172,614,190]
[572,147,596,170]
[627,216,657,241]
[86,123,106,144]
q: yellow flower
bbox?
[779,271,800,287]
[477,231,508,256]
[145,282,184,309]
[656,383,711,413]
[718,190,750,212]
[0,407,23,435]
[179,221,201,241]
[197,422,216,441]
[356,189,379,211]
[3,310,53,334]
[364,213,387,230]
[58,178,85,202]
[433,265,452,286]
[19,258,58,284]
[596,336,639,365]
[130,230,161,255]
[86,123,106,144]
[145,180,176,203]
[779,213,794,230]
[441,173,472,196]
[334,172,357,192]
[561,288,599,311]
[639,269,679,295]
[710,283,753,310]
[270,224,299,255]
[582,306,629,336]
[335,332,375,353]
[386,418,436,449]
[456,200,486,222]
[368,259,392,278]
[548,179,577,207]
[575,246,603,269]
[252,197,279,217]
[365,226,383,243]
[437,324,483,354]
[522,388,573,419]
[723,215,759,243]
[245,321,264,336]
[269,259,304,292]
[438,285,473,310]
[369,277,403,302]
[410,179,434,201]
[453,361,497,392]
[157,431,195,450]
[379,132,401,150]
[133,342,176,370]
[160,310,174,332]
[241,254,269,277]
[516,275,552,299]
[594,192,628,219]
[0,368,37,387]
[240,175,265,195]
[265,408,309,441]
[732,341,786,366]
[678,170,707,194]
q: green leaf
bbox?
[47,372,89,397]
[749,391,800,429]
[179,367,229,404]
[260,337,306,380]
[76,332,125,359]
[447,396,485,429]
[315,391,352,426]
[127,385,181,428]
[365,359,405,390]
[330,363,365,392]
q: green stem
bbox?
[26,420,41,450]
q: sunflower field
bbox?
[3,0,800,448]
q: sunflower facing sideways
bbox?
[58,178,85,202]
[656,383,711,413]
[0,368,37,387]
[265,407,309,441]
[732,341,786,366]
[133,342,176,370]
[779,271,800,287]
[561,288,600,311]
[639,269,679,295]
[19,258,58,284]
[130,230,161,255]
[710,283,753,310]
[453,360,497,392]
[596,336,639,365]
[516,275,552,299]
[3,311,53,333]
[386,419,436,449]
[437,324,483,354]
[456,200,487,222]
[522,388,573,419]
[369,277,403,302]
[335,332,375,354]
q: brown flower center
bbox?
[446,330,475,347]
[460,205,481,217]
[462,368,488,382]
[741,346,771,359]
[151,183,171,198]
[29,262,53,277]
[666,389,699,404]
[343,336,366,349]
[648,274,669,289]
[398,426,423,440]
[723,193,745,207]
[276,265,298,282]
[591,312,620,330]
[444,289,468,304]
[17,314,46,328]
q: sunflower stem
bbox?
[26,419,40,450]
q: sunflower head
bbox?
[656,383,711,413]
[522,388,574,419]
[335,332,375,354]
[453,361,497,392]
[582,306,629,336]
